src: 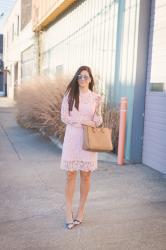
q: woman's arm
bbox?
[61,94,82,126]
[80,94,103,127]
[93,94,103,127]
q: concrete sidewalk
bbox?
[0,97,166,250]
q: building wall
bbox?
[21,0,32,30]
[3,0,20,99]
[3,0,35,99]
[143,0,166,174]
[129,0,151,162]
[3,0,152,162]
[37,0,150,162]
[41,0,119,98]
[32,0,76,31]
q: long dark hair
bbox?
[65,66,94,112]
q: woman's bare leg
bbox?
[65,171,77,223]
[75,170,91,222]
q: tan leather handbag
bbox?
[82,125,113,152]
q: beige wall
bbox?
[32,0,76,31]
[21,0,32,30]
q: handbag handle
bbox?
[91,127,105,133]
[93,95,104,128]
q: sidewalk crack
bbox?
[0,122,21,160]
[0,209,58,225]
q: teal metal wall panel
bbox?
[116,0,140,160]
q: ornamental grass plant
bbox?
[102,103,119,153]
[16,76,119,152]
[16,76,67,142]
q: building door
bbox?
[0,54,4,95]
[142,0,166,174]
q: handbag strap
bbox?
[93,95,104,128]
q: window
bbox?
[21,46,34,81]
[150,82,166,92]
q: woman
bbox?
[60,65,103,229]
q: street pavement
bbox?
[0,97,166,250]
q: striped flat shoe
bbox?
[73,219,82,225]
[65,222,75,230]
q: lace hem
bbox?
[60,160,97,172]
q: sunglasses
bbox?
[77,74,90,80]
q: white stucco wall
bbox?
[3,0,35,99]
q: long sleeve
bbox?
[61,94,82,127]
[93,94,103,127]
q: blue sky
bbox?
[0,0,16,34]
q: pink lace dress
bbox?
[60,90,103,172]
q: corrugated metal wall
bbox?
[42,0,119,99]
[143,0,166,174]
[40,0,143,160]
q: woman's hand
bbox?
[81,120,96,127]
